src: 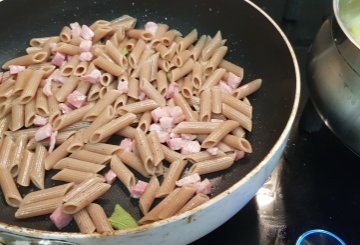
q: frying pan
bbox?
[0,0,300,244]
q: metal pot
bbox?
[307,0,360,154]
[0,0,300,244]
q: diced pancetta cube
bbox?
[79,40,92,52]
[35,123,53,141]
[33,115,48,126]
[43,79,53,96]
[131,180,148,198]
[159,116,174,130]
[138,91,147,100]
[79,51,93,62]
[104,169,117,185]
[145,21,158,35]
[119,138,133,152]
[234,150,245,161]
[181,140,201,155]
[169,106,185,124]
[206,147,219,156]
[149,123,162,132]
[156,131,170,143]
[48,130,58,153]
[192,178,212,195]
[227,72,242,89]
[80,69,101,83]
[181,133,197,141]
[81,25,94,40]
[117,79,128,93]
[50,206,73,230]
[176,173,201,187]
[167,138,184,151]
[58,103,73,114]
[218,81,233,94]
[70,22,81,39]
[67,90,86,108]
[169,132,179,139]
[51,52,66,67]
[165,82,179,99]
[151,107,170,123]
[9,65,26,74]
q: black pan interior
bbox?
[0,0,297,232]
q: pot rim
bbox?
[0,0,301,239]
[333,0,360,50]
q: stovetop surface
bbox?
[194,0,360,244]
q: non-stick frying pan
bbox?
[0,0,300,244]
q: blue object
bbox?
[296,229,346,245]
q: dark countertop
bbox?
[194,0,360,244]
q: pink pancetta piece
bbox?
[227,72,242,89]
[131,180,148,198]
[193,178,212,195]
[104,169,117,185]
[79,51,93,62]
[157,131,170,143]
[167,138,184,151]
[48,130,58,153]
[50,206,73,230]
[117,79,129,93]
[138,91,147,101]
[169,132,179,139]
[169,106,185,124]
[159,116,174,130]
[67,90,86,108]
[165,82,180,99]
[35,123,53,141]
[79,40,92,52]
[234,150,245,161]
[33,115,48,126]
[9,65,26,74]
[70,22,81,39]
[181,133,197,141]
[59,103,73,114]
[176,173,201,187]
[218,81,233,94]
[119,138,133,152]
[151,107,170,123]
[51,52,66,67]
[80,25,94,40]
[181,140,201,155]
[145,21,158,35]
[207,147,219,156]
[80,68,101,83]
[149,123,162,132]
[43,79,53,96]
[48,69,67,83]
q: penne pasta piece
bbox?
[63,177,104,203]
[201,68,226,91]
[127,29,153,41]
[127,77,140,99]
[30,144,48,189]
[86,203,114,233]
[185,150,226,163]
[74,208,96,234]
[214,142,235,153]
[138,111,152,132]
[83,143,122,155]
[104,40,128,68]
[189,35,207,61]
[201,120,240,148]
[16,150,34,187]
[110,155,136,192]
[134,128,155,175]
[0,167,22,207]
[47,95,61,124]
[113,94,128,111]
[147,131,165,167]
[189,154,235,175]
[204,46,228,75]
[54,157,105,173]
[116,126,136,138]
[0,100,13,119]
[199,89,211,122]
[53,103,94,130]
[173,121,221,134]
[117,151,150,178]
[222,103,252,132]
[219,59,244,78]
[14,69,33,96]
[100,72,114,86]
[59,26,72,42]
[173,50,192,68]
[170,58,194,83]
[174,93,198,122]
[55,76,80,102]
[83,105,115,142]
[27,130,76,150]
[156,159,188,198]
[181,75,193,98]
[0,136,14,170]
[52,168,104,183]
[139,78,166,106]
[70,149,111,165]
[9,134,28,177]
[222,135,252,153]
[74,61,89,76]
[211,87,222,114]
[55,43,80,56]
[200,31,223,61]
[15,196,63,219]
[35,89,49,117]
[139,176,160,215]
[233,78,262,99]
[30,36,53,47]
[156,70,168,96]
[2,52,48,69]
[93,25,113,43]
[177,193,210,214]
[87,83,102,102]
[76,80,92,96]
[221,92,252,118]
[90,19,111,30]
[24,99,37,127]
[19,70,44,104]
[93,56,125,76]
[177,29,198,53]
[10,104,25,131]
[191,62,203,89]
[232,127,246,138]
[160,144,185,163]
[0,115,10,138]
[118,99,159,115]
[161,30,180,46]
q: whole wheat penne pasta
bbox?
[89,113,136,143]
[177,193,210,214]
[41,37,60,57]
[59,26,72,42]
[173,122,221,134]
[153,23,169,39]
[74,208,96,234]
[54,157,105,173]
[201,120,240,148]
[47,96,61,124]
[160,144,185,163]
[147,131,165,166]
[83,143,122,155]
[128,29,153,41]
[45,136,79,170]
[157,58,171,72]
[156,43,176,61]
[177,29,197,53]
[30,36,52,47]
[127,77,139,99]
[139,176,160,215]
[232,127,246,138]
[161,29,180,46]
[29,63,56,78]
[93,56,125,76]
[138,111,152,132]
[52,103,94,130]
[0,136,14,170]
[17,150,34,187]
[10,104,24,131]
[139,188,180,224]
[221,92,252,118]
[222,103,252,131]
[189,154,235,175]
[74,61,89,76]
[30,144,47,189]
[52,168,104,183]
[104,40,128,68]
[86,203,114,233]
[139,79,166,106]
[16,197,63,219]
[0,84,14,106]
[70,149,111,165]
[174,93,198,122]
[27,130,76,150]
[9,134,27,177]
[117,151,150,177]
[199,89,211,122]
[123,38,136,51]
[76,80,92,96]
[173,50,192,68]
[0,114,10,138]
[83,89,122,121]
[2,51,48,69]
[189,35,207,61]
[0,71,13,83]
[0,167,22,207]
[19,70,44,104]
[201,68,226,91]
[243,97,251,106]
[156,70,168,96]
[55,76,79,102]
[0,101,12,119]
[191,62,203,89]
[156,159,187,198]
[99,72,114,86]
[35,89,49,116]
[181,75,193,98]
[0,78,16,98]
[82,105,114,142]
[62,182,111,214]
[55,43,80,55]
[128,39,146,68]
[14,69,33,96]
[185,150,226,163]
[110,155,136,192]
[219,59,244,78]
[134,128,155,175]
[113,94,128,111]
[170,58,194,83]
[204,46,228,75]
[116,126,136,138]
[118,99,159,115]
[93,25,113,43]
[63,177,104,203]
[87,83,102,102]
[233,78,262,99]
[90,19,111,30]
[24,99,36,127]
[211,86,222,114]
[131,48,155,78]
[222,135,252,153]
[201,31,222,61]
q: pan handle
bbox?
[0,231,78,245]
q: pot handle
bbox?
[0,231,78,245]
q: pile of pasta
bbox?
[0,15,262,233]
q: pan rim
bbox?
[0,0,301,239]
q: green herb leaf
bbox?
[121,48,129,56]
[108,204,138,230]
